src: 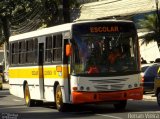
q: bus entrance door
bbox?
[38,43,45,99]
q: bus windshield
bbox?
[71,22,139,75]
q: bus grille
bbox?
[89,78,128,91]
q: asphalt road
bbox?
[0,89,160,119]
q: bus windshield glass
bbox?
[71,22,139,75]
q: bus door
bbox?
[38,41,45,99]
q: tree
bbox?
[138,13,160,46]
[0,0,79,45]
[0,0,16,44]
[0,0,41,44]
[63,0,70,23]
[0,0,80,82]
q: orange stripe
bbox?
[72,88,143,104]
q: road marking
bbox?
[96,114,123,119]
[13,99,22,102]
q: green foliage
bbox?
[138,14,157,31]
[138,13,160,45]
[0,0,79,45]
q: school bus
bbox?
[9,20,143,112]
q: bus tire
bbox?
[55,84,67,112]
[114,100,127,110]
[24,83,35,107]
[157,91,160,107]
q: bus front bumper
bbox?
[72,87,143,104]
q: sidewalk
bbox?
[143,93,156,101]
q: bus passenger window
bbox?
[45,36,52,62]
[52,35,62,62]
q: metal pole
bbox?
[3,41,8,82]
[155,0,160,50]
[156,0,160,31]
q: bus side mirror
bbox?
[66,44,72,56]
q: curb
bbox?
[143,94,156,101]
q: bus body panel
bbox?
[9,65,70,102]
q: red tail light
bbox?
[140,76,144,87]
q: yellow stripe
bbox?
[9,66,69,79]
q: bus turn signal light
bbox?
[56,66,62,72]
[73,87,78,91]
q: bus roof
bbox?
[74,19,133,23]
[9,19,134,42]
[9,23,73,42]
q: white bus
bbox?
[9,20,143,112]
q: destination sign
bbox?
[72,22,136,35]
[90,26,119,33]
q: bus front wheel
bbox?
[24,83,34,107]
[55,85,67,112]
[114,100,127,110]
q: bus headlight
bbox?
[128,85,132,88]
[80,86,84,91]
[86,87,90,91]
[134,83,138,87]
[73,87,78,91]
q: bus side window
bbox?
[33,38,38,63]
[26,39,34,64]
[11,43,14,65]
[45,36,52,63]
[52,34,62,62]
[21,41,26,64]
[18,42,22,64]
[11,42,19,65]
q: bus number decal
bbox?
[32,71,38,75]
[44,71,52,75]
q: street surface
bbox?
[0,88,160,119]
